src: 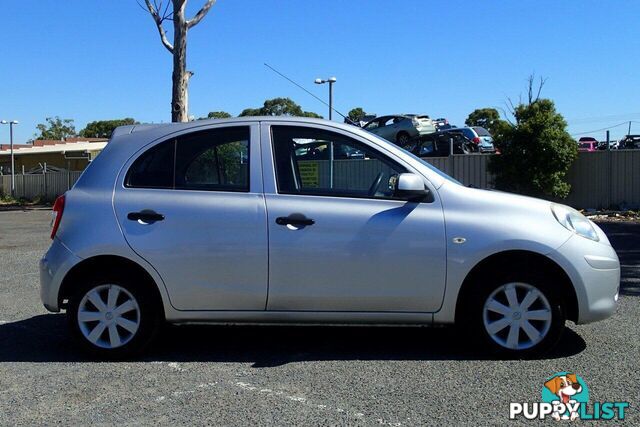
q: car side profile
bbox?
[362,114,436,145]
[402,130,476,156]
[40,117,620,358]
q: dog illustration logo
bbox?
[542,372,589,421]
[510,372,628,420]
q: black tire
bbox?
[460,268,566,358]
[396,132,410,146]
[66,271,163,359]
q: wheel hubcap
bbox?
[77,284,141,349]
[482,282,552,350]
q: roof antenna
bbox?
[263,63,353,123]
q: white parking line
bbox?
[167,362,184,372]
[152,363,402,425]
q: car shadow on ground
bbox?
[597,221,640,297]
[0,314,586,366]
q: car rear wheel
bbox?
[396,132,410,145]
[462,273,566,357]
[67,273,162,358]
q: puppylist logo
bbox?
[509,372,629,421]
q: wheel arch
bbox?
[58,255,166,320]
[454,250,578,323]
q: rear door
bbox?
[113,123,268,311]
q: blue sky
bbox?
[1,0,639,144]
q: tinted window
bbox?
[126,140,175,189]
[472,127,490,136]
[364,120,379,130]
[126,126,249,191]
[175,127,249,191]
[272,126,408,200]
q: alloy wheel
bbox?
[77,284,141,349]
[482,282,552,350]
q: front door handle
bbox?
[276,214,315,227]
[127,210,165,223]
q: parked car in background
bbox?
[620,135,640,149]
[402,130,476,156]
[345,114,377,128]
[597,140,619,150]
[447,127,496,153]
[40,117,619,358]
[363,114,436,145]
[433,118,455,131]
[577,137,598,152]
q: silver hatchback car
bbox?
[40,117,619,358]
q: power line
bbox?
[263,63,348,120]
[570,121,637,137]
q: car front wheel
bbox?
[464,275,566,357]
[67,274,161,358]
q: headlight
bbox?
[551,204,599,241]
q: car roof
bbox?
[112,116,360,139]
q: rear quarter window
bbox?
[126,140,175,189]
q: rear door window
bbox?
[175,127,249,192]
[126,126,250,191]
[126,140,175,189]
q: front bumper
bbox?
[548,230,620,324]
[40,238,81,312]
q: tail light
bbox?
[50,194,65,239]
[473,137,481,144]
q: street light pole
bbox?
[314,76,337,120]
[314,77,337,188]
[1,120,18,197]
[329,77,335,120]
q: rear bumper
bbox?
[40,238,81,312]
[548,233,620,324]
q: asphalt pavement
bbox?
[0,209,638,425]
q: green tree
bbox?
[465,108,509,138]
[489,98,577,199]
[238,107,262,117]
[79,118,138,138]
[239,98,323,118]
[200,111,232,120]
[34,117,76,140]
[347,107,366,123]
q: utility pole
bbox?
[314,76,337,120]
[629,121,632,136]
[0,120,18,197]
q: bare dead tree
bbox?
[140,0,216,122]
[504,74,548,119]
[527,74,547,105]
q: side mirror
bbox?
[394,173,429,201]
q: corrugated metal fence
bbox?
[1,150,638,209]
[422,150,640,209]
[1,171,82,201]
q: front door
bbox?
[263,124,446,312]
[113,124,268,311]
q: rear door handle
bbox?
[127,210,165,223]
[276,214,315,227]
